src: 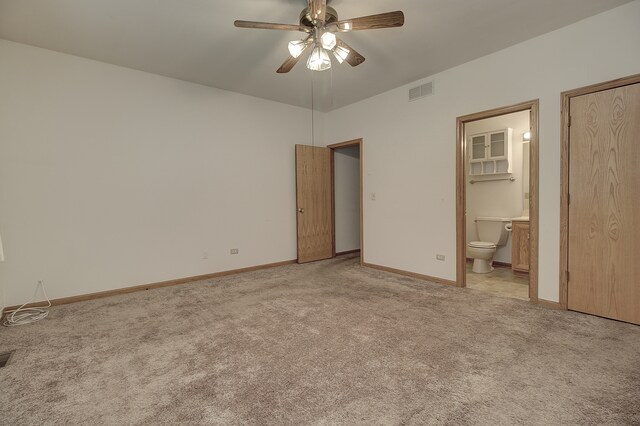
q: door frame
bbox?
[559,73,640,309]
[456,100,540,303]
[327,138,363,266]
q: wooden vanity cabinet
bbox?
[511,220,530,273]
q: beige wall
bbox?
[324,1,640,302]
[1,2,639,309]
[0,40,324,307]
[0,233,4,311]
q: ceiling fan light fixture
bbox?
[288,39,307,58]
[332,45,350,64]
[235,5,404,73]
[306,45,331,71]
[320,31,336,50]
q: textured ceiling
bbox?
[0,0,633,110]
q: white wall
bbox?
[465,111,529,263]
[0,40,323,307]
[0,233,4,313]
[334,146,360,253]
[324,1,640,302]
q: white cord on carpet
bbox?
[3,280,51,327]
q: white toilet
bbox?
[467,217,511,273]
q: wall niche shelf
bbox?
[468,128,513,176]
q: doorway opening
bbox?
[294,140,363,265]
[329,139,363,265]
[456,101,539,302]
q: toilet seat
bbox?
[468,241,496,249]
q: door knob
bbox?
[297,208,304,213]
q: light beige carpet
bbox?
[1,255,639,425]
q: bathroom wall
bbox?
[465,111,530,263]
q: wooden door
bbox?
[568,83,640,324]
[295,144,333,263]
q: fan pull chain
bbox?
[330,60,334,109]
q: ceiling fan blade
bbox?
[277,55,303,74]
[277,35,313,73]
[328,11,404,32]
[308,0,327,23]
[336,38,365,67]
[234,20,309,32]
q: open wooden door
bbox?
[567,82,640,324]
[295,144,333,263]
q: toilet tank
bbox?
[476,217,511,245]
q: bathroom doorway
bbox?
[456,101,539,302]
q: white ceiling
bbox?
[0,0,633,111]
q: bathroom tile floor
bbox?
[466,261,529,300]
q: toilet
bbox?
[467,217,511,273]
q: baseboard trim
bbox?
[536,299,563,310]
[363,262,457,287]
[3,259,297,313]
[466,257,513,268]
[336,249,361,256]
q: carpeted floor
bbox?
[1,255,639,425]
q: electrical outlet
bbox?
[230,249,239,255]
[201,252,208,260]
[370,192,376,201]
[436,254,445,261]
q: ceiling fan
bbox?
[234,0,404,73]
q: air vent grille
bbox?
[409,86,421,100]
[409,81,434,101]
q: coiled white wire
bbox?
[3,280,51,327]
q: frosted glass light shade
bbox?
[320,32,336,50]
[307,46,331,71]
[332,45,350,64]
[288,40,307,58]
